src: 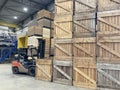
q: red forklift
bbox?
[11,39,45,76]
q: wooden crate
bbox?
[73,58,96,89]
[28,25,43,36]
[54,15,73,38]
[54,39,73,61]
[55,0,73,15]
[97,63,120,89]
[37,18,53,28]
[73,37,96,89]
[53,60,72,85]
[97,35,120,63]
[75,0,97,14]
[97,10,120,34]
[98,0,120,12]
[36,59,52,81]
[73,38,96,58]
[37,9,54,20]
[97,10,120,63]
[74,13,96,37]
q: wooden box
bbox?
[73,37,96,89]
[97,35,120,63]
[97,11,120,34]
[37,18,52,28]
[37,9,54,20]
[36,59,52,81]
[55,0,73,15]
[73,37,96,58]
[54,39,73,61]
[53,60,72,85]
[98,0,120,12]
[73,59,96,89]
[97,11,120,63]
[54,15,73,38]
[74,13,96,37]
[28,25,43,36]
[97,63,120,89]
[75,0,96,14]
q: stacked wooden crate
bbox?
[53,0,73,85]
[36,9,54,82]
[37,9,54,58]
[73,0,97,89]
[97,0,120,89]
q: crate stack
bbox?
[34,10,54,81]
[73,0,97,89]
[53,0,73,85]
[97,0,120,89]
[37,9,54,58]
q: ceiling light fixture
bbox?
[23,7,28,12]
[13,16,18,19]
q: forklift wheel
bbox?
[12,67,19,74]
[28,67,35,77]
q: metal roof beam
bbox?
[0,0,9,12]
[29,0,46,6]
[4,7,26,14]
[11,0,45,10]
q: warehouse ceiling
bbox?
[0,0,53,24]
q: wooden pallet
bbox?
[53,60,73,85]
[54,15,73,38]
[98,0,120,12]
[36,59,52,81]
[74,13,96,37]
[54,39,73,61]
[97,63,120,89]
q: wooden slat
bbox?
[97,63,120,70]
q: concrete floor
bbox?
[0,64,92,90]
